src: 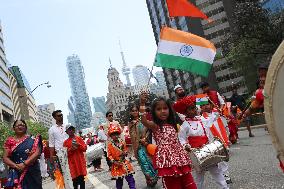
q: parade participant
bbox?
[128,104,158,187]
[139,92,197,189]
[107,124,136,189]
[200,100,232,184]
[200,82,225,110]
[63,125,87,189]
[229,86,254,137]
[174,84,187,121]
[97,125,111,169]
[175,96,229,189]
[174,84,186,100]
[229,87,246,111]
[3,120,42,189]
[86,132,102,171]
[49,110,67,167]
[243,64,268,118]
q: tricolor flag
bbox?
[154,27,216,77]
[195,94,209,106]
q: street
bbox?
[90,128,284,189]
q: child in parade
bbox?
[140,92,197,189]
[107,124,136,189]
[128,104,158,187]
[174,95,229,189]
[200,99,232,185]
[63,125,87,189]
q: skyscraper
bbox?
[145,0,217,99]
[66,55,92,130]
[92,96,107,114]
[0,22,14,122]
[261,0,284,12]
[67,96,76,126]
[155,71,167,87]
[132,65,150,86]
[120,42,131,86]
[146,0,246,98]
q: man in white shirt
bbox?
[97,125,111,169]
[49,110,68,163]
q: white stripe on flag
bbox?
[158,40,216,63]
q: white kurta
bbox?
[179,116,229,189]
[179,119,211,147]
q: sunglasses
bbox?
[57,114,63,117]
[14,124,26,128]
[108,115,113,117]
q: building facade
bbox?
[0,22,14,122]
[146,0,218,100]
[9,66,38,121]
[92,96,107,114]
[106,66,132,118]
[8,71,21,120]
[67,96,76,126]
[146,0,246,98]
[66,55,92,130]
[37,103,55,128]
[132,65,150,86]
[261,0,284,12]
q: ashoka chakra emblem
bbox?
[180,45,193,57]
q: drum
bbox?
[86,143,104,165]
[189,137,229,172]
[264,40,284,166]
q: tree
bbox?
[0,120,48,158]
[224,1,284,93]
[26,120,49,140]
[0,122,14,157]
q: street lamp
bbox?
[19,81,52,98]
[30,81,51,94]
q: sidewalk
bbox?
[42,175,95,189]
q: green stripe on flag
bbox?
[155,53,212,77]
[196,101,209,106]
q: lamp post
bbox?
[18,81,51,121]
[19,81,51,98]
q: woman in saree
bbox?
[3,120,42,189]
[128,104,158,187]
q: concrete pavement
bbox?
[43,128,284,188]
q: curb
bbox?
[239,124,267,131]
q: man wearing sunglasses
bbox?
[48,110,68,172]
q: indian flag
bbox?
[195,94,209,105]
[155,27,216,77]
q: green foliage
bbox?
[0,120,48,158]
[224,1,284,94]
[0,122,14,157]
[26,120,49,140]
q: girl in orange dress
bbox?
[107,124,136,189]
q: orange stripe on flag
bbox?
[160,27,216,51]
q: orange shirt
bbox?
[63,136,87,179]
[107,139,134,178]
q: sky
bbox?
[0,0,161,118]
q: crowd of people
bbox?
[0,65,268,189]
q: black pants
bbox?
[104,150,112,168]
[72,175,85,189]
[92,158,102,168]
